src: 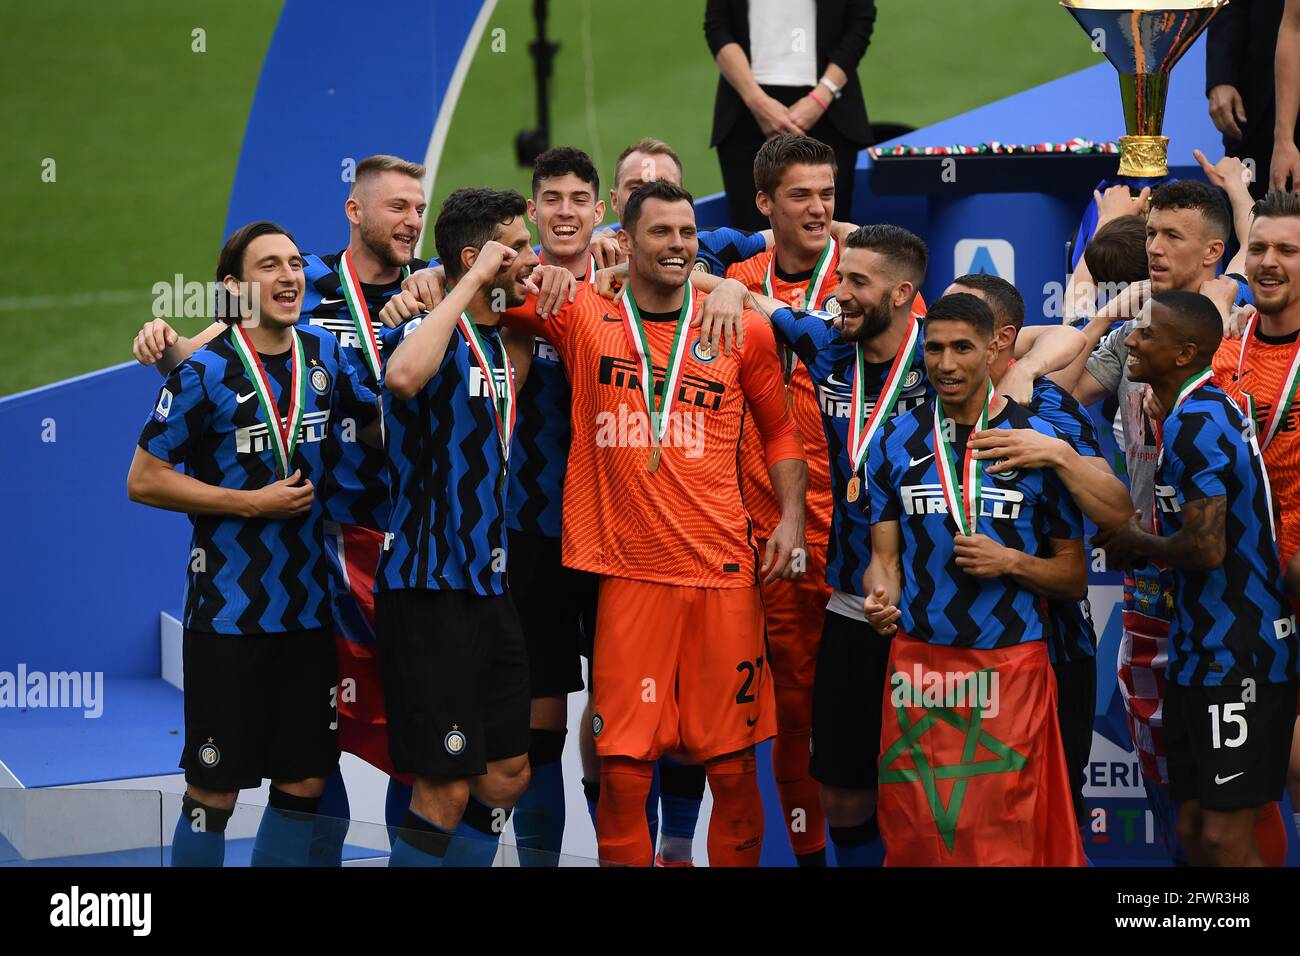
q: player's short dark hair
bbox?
[434,187,528,280]
[214,220,297,323]
[613,138,683,189]
[753,133,838,196]
[531,146,600,198]
[1252,189,1300,222]
[844,223,928,287]
[950,272,1025,331]
[1083,214,1150,286]
[349,155,426,196]
[1151,289,1223,366]
[925,292,996,340]
[622,180,694,236]
[1149,179,1231,243]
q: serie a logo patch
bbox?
[154,388,173,421]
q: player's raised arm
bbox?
[132,318,225,377]
[999,324,1086,402]
[969,426,1134,530]
[385,239,515,400]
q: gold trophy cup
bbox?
[1061,0,1228,178]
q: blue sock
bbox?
[251,788,321,867]
[170,795,231,867]
[646,761,661,849]
[829,816,882,868]
[309,768,350,867]
[389,809,451,868]
[444,797,508,867]
[658,759,705,841]
[513,729,568,866]
[583,777,600,832]
[385,777,413,848]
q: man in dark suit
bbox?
[1205,0,1299,196]
[705,0,876,231]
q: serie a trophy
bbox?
[1061,0,1228,179]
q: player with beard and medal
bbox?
[501,179,806,867]
[131,155,432,864]
[946,273,1132,837]
[1097,291,1298,866]
[1210,190,1300,842]
[375,188,551,867]
[687,224,1085,865]
[128,222,381,866]
[862,293,1090,866]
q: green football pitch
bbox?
[0,0,1099,396]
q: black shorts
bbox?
[810,608,893,789]
[1165,679,1298,811]
[507,528,594,697]
[1052,656,1097,827]
[180,626,339,792]
[375,587,531,778]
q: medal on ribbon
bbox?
[933,379,994,536]
[845,311,921,504]
[457,312,516,495]
[229,325,307,480]
[619,283,695,474]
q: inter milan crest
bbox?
[991,462,1019,482]
[592,713,605,737]
[444,726,467,756]
[692,260,709,274]
[692,338,715,363]
[821,295,842,316]
[199,738,221,767]
[309,367,331,395]
[902,369,922,391]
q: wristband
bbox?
[809,90,831,111]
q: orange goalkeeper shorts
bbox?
[590,577,777,762]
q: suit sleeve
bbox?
[704,0,739,57]
[138,361,210,464]
[826,0,877,73]
[1204,0,1247,94]
[739,312,804,468]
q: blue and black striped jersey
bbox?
[771,307,930,594]
[695,226,768,279]
[377,317,513,596]
[868,399,1085,648]
[301,252,427,530]
[1030,376,1102,663]
[1156,385,1297,686]
[138,324,379,634]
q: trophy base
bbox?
[1117,135,1169,179]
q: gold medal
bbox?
[647,447,662,473]
[846,475,860,503]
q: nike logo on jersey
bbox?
[236,391,257,404]
[1214,772,1244,785]
[745,716,758,727]
[909,453,935,467]
[319,296,346,305]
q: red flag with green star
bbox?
[877,636,1085,866]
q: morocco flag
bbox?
[877,635,1084,866]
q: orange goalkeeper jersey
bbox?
[1213,326,1300,562]
[505,285,804,588]
[725,247,838,545]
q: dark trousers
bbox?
[715,85,867,232]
